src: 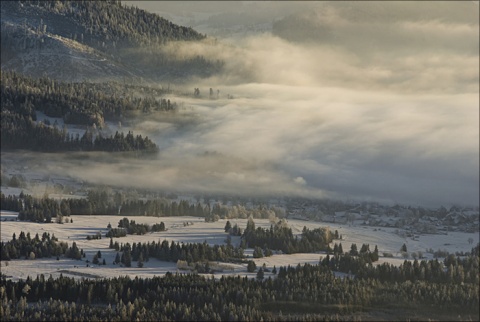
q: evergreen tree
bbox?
[114,252,121,264]
[253,246,264,258]
[372,245,379,262]
[124,247,132,267]
[350,243,358,256]
[224,220,232,232]
[256,267,264,280]
[247,260,256,272]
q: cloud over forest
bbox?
[45,1,480,207]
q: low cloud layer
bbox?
[36,2,479,207]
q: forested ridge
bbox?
[2,0,205,50]
[1,71,160,153]
[1,1,223,81]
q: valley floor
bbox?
[1,213,478,281]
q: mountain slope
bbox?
[1,20,138,82]
[0,0,221,82]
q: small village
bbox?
[286,199,480,236]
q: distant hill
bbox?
[1,0,222,82]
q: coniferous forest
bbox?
[1,71,161,153]
[1,244,478,321]
[1,1,223,81]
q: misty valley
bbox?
[1,1,479,321]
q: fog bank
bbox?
[34,2,480,207]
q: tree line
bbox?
[0,193,211,222]
[1,117,158,153]
[0,192,281,223]
[111,240,245,267]
[1,250,478,321]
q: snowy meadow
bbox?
[1,212,478,281]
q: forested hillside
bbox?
[1,1,223,82]
[1,71,159,153]
[2,0,204,48]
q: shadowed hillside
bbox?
[0,0,223,82]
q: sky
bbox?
[45,1,479,208]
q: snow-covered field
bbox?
[1,213,478,281]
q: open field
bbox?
[1,212,478,281]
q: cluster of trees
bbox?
[1,193,204,222]
[112,247,132,268]
[1,249,478,321]
[242,219,334,254]
[65,242,83,260]
[105,228,127,238]
[0,232,67,261]
[85,233,101,240]
[14,197,72,223]
[346,243,379,262]
[2,193,71,223]
[0,174,27,188]
[225,220,243,236]
[0,231,96,263]
[92,250,106,266]
[110,240,245,266]
[109,236,245,264]
[116,217,165,235]
[85,130,158,153]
